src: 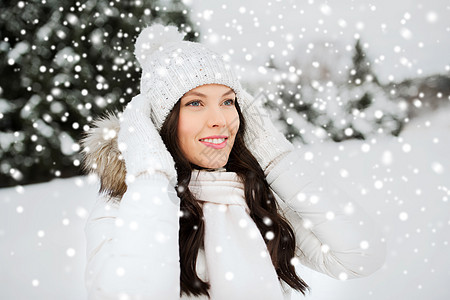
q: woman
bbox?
[81,24,385,299]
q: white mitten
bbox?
[118,94,177,182]
[240,90,294,174]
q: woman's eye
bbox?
[187,100,201,107]
[223,99,235,106]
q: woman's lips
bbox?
[199,139,227,149]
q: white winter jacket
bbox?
[84,148,386,299]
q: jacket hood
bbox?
[80,113,127,201]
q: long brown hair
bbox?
[159,97,310,297]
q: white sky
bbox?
[186,0,449,83]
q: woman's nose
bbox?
[207,108,226,128]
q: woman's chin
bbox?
[201,163,225,169]
[195,159,227,170]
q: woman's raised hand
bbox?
[118,94,177,182]
[240,90,294,174]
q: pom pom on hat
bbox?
[134,24,185,69]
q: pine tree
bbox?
[0,0,199,187]
[270,38,407,144]
[342,39,406,139]
[348,39,378,86]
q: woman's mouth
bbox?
[199,137,228,149]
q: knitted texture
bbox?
[117,94,177,181]
[134,24,244,131]
[240,90,294,174]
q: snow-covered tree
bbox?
[0,0,199,187]
[271,38,407,144]
[347,39,379,86]
[341,39,406,139]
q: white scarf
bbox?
[188,169,285,300]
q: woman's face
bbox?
[177,84,240,169]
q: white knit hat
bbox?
[134,23,244,131]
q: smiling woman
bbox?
[81,23,386,300]
[177,84,240,169]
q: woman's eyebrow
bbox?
[185,91,206,97]
[184,89,235,98]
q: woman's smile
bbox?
[199,135,228,149]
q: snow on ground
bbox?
[290,105,450,300]
[1,106,449,300]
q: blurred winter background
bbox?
[0,0,449,299]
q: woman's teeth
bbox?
[200,138,226,144]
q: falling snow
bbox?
[1,0,449,299]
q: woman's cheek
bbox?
[228,112,239,132]
[233,122,240,137]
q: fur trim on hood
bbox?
[80,113,127,201]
